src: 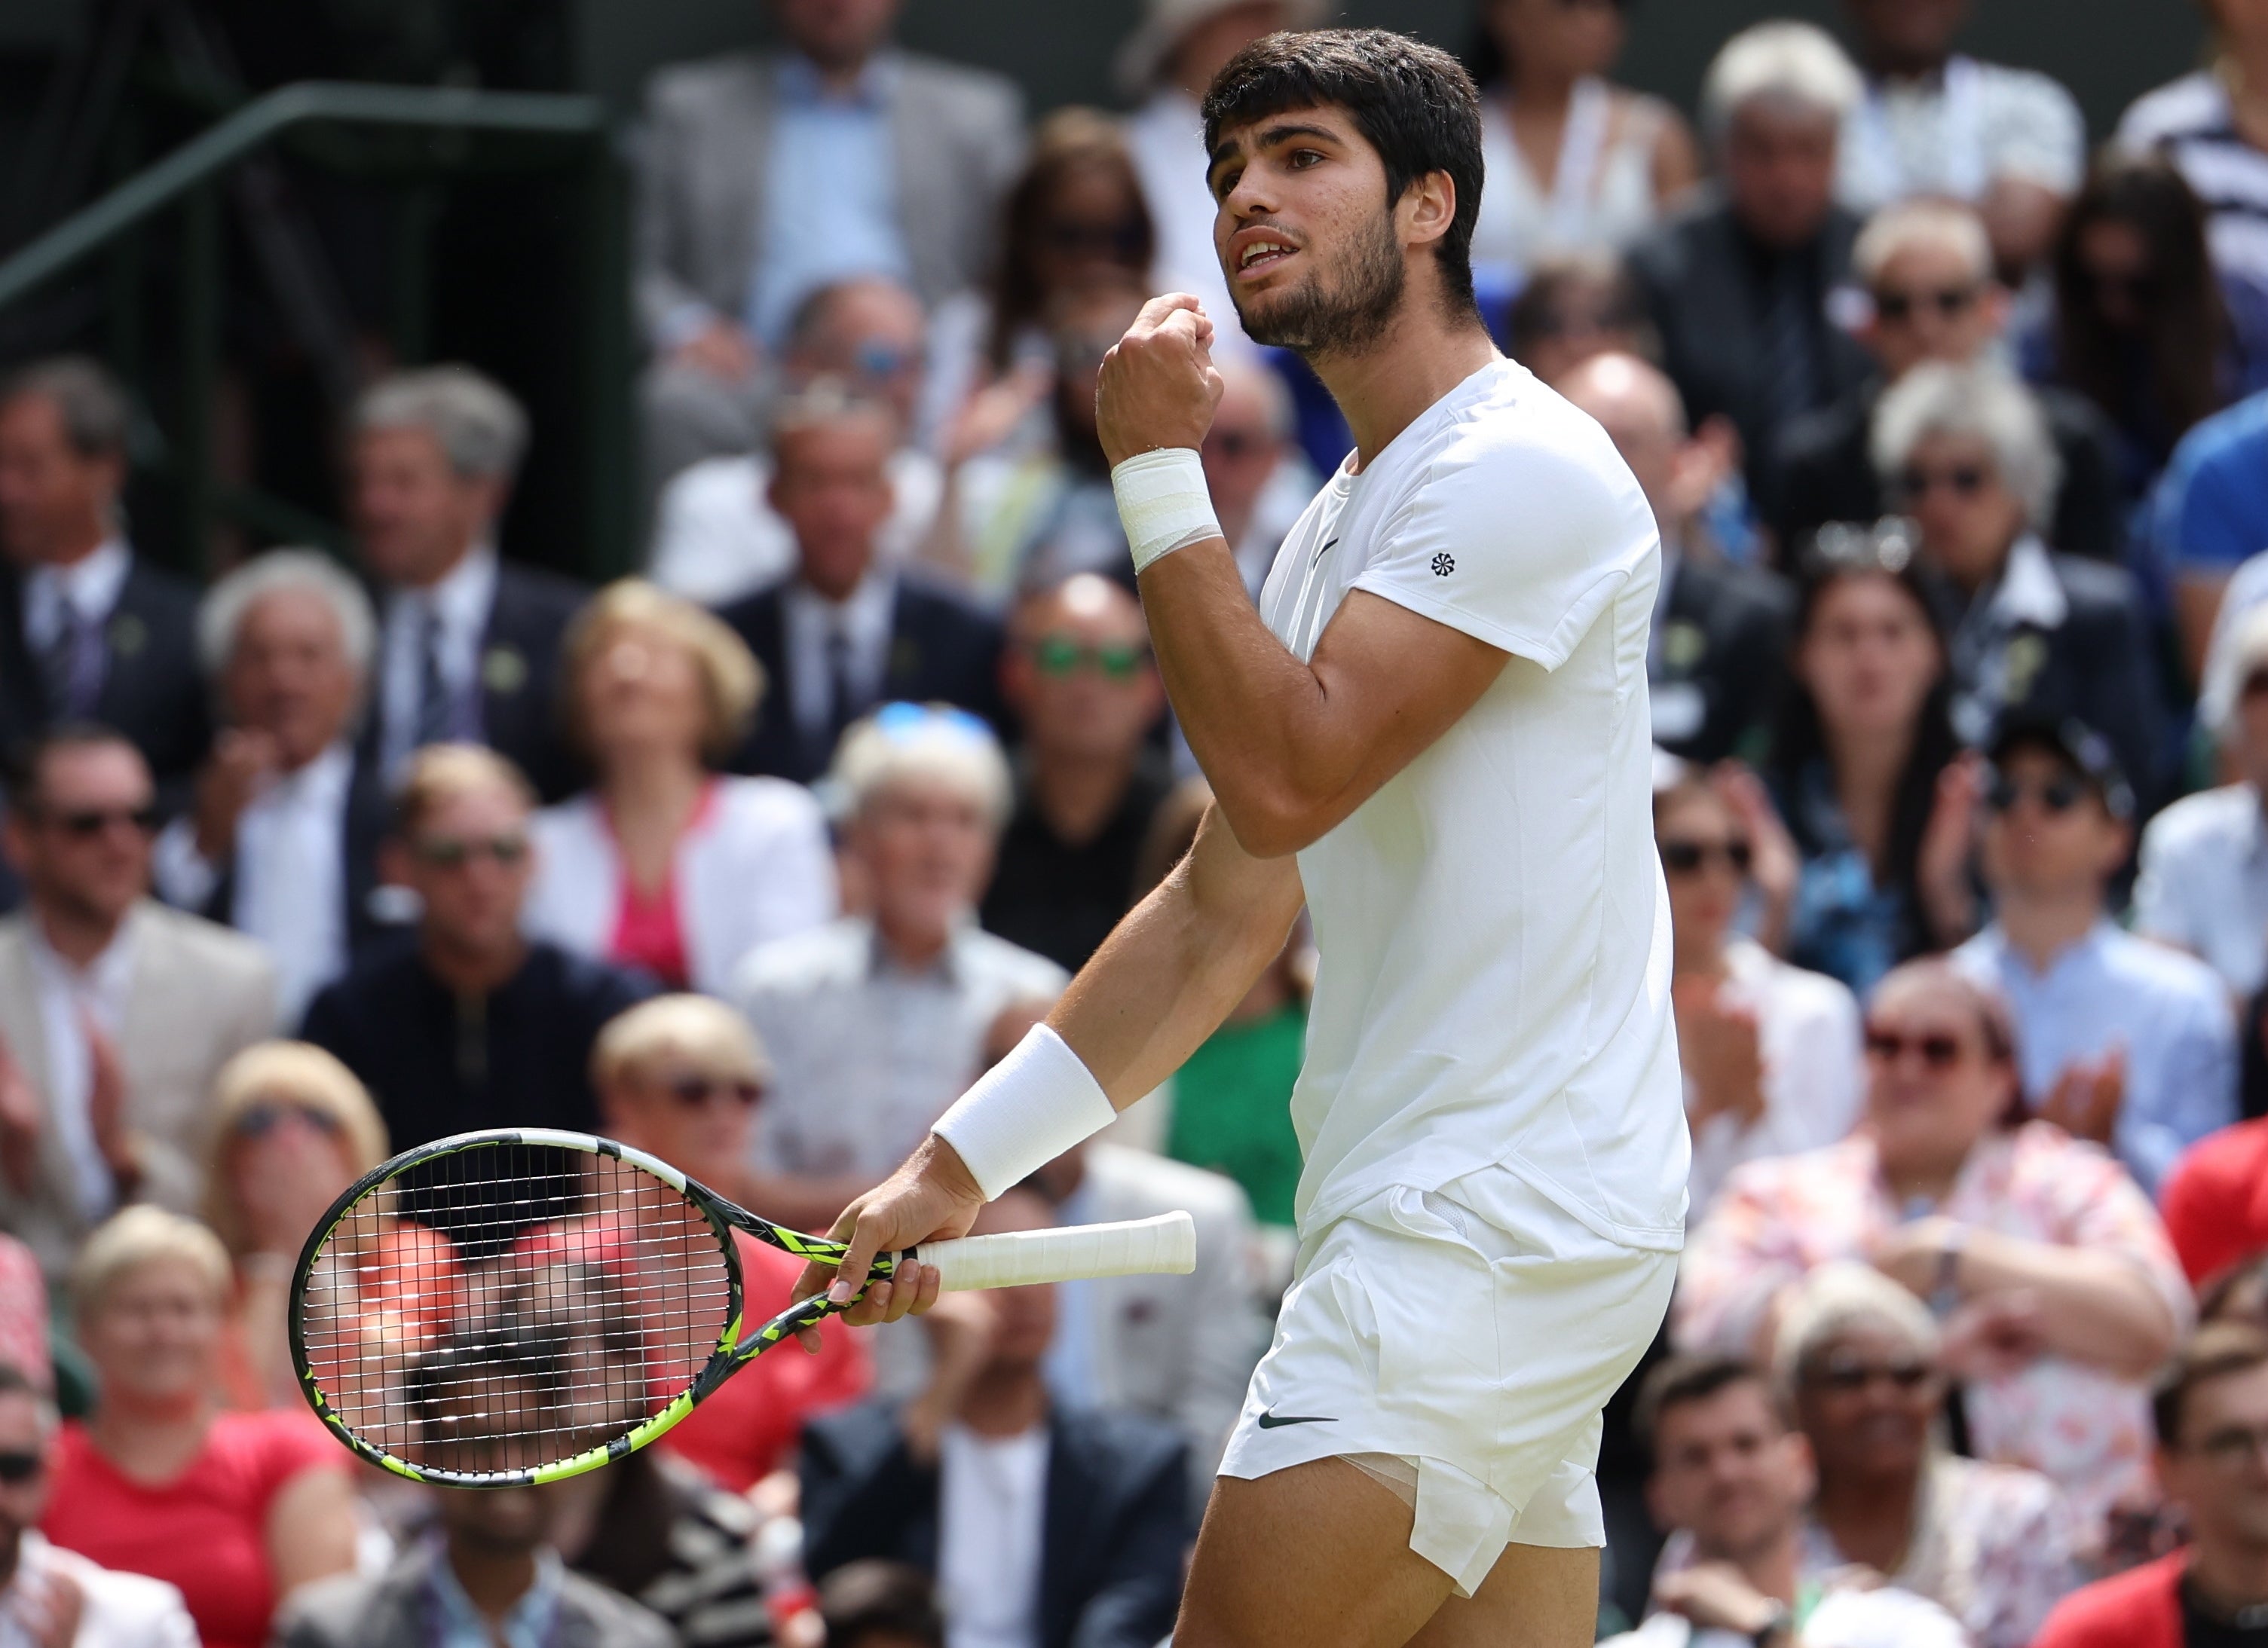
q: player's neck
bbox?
[1308,307,1499,469]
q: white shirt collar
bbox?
[265,741,357,806]
[1986,534,2068,630]
[786,564,895,637]
[26,903,140,1009]
[1974,916,2115,983]
[400,540,499,636]
[23,538,131,649]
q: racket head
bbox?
[288,1128,751,1488]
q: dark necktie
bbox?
[1759,259,1821,435]
[413,598,456,750]
[824,622,860,760]
[40,601,103,720]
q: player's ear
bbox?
[1399,169,1458,253]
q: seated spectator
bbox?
[349,366,587,801]
[0,727,277,1291]
[2034,1322,2268,1648]
[932,276,1152,603]
[2118,0,2268,292]
[2135,606,2268,1000]
[1834,0,2084,277]
[1627,23,1873,515]
[1507,251,1660,382]
[547,1446,780,1648]
[648,277,946,606]
[0,358,207,806]
[1954,720,2236,1196]
[0,1362,197,1648]
[800,1187,1190,1648]
[1559,353,1792,764]
[1203,358,1313,598]
[733,708,1065,1233]
[1651,759,1862,1217]
[1676,957,2191,1532]
[1776,200,2121,561]
[0,1231,44,1396]
[1874,360,2165,796]
[523,580,835,993]
[274,1374,672,1648]
[1760,527,1971,994]
[632,0,1024,485]
[590,994,869,1491]
[922,107,1155,461]
[718,386,1005,784]
[2035,156,2268,509]
[153,552,393,1023]
[2162,1111,2268,1289]
[980,575,1172,973]
[43,1208,356,1648]
[817,1560,944,1648]
[198,1041,388,1411]
[1463,0,1700,301]
[1777,1263,2083,1648]
[300,745,653,1150]
[2153,388,2268,689]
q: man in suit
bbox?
[0,358,207,803]
[0,728,277,1290]
[800,1185,1191,1648]
[1559,354,1795,767]
[152,552,396,1024]
[350,365,588,801]
[718,387,1003,783]
[1627,23,1876,524]
[1773,198,2123,561]
[635,0,1025,486]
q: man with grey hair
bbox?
[1872,361,2163,798]
[1627,22,1875,516]
[152,552,393,1021]
[0,357,207,805]
[348,364,587,800]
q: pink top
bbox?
[0,1235,47,1388]
[604,781,721,989]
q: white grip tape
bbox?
[1110,447,1220,575]
[915,1212,1197,1292]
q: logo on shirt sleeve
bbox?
[1431,552,1455,577]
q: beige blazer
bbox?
[0,901,277,1289]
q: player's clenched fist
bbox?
[1097,292,1227,466]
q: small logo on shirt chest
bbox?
[1431,552,1455,577]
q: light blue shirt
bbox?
[1952,921,2238,1196]
[745,54,913,344]
[426,1541,563,1648]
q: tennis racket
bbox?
[287,1127,1195,1488]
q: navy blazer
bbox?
[801,1400,1190,1648]
[715,573,1005,784]
[0,553,209,793]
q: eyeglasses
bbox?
[1898,463,1991,502]
[1863,1026,1970,1069]
[1028,634,1152,681]
[38,804,160,839]
[662,1074,763,1109]
[0,1451,41,1485]
[1872,285,1980,325]
[1808,1354,1935,1394]
[409,833,530,870]
[234,1102,345,1140]
[1983,774,2085,815]
[1042,219,1148,261]
[1658,838,1753,876]
[2190,1422,2268,1469]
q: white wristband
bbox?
[1111,447,1221,575]
[932,1024,1117,1201]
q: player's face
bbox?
[1647,1383,1810,1562]
[1208,105,1412,356]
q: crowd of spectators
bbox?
[8,0,2268,1643]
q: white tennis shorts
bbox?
[1217,1166,1677,1598]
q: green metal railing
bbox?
[0,81,634,578]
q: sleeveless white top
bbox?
[1472,78,1665,290]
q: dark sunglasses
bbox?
[1898,463,1990,501]
[663,1074,763,1109]
[1984,774,2084,816]
[0,1451,42,1485]
[1863,1026,1968,1069]
[1810,1354,1934,1394]
[41,804,160,839]
[1029,634,1152,681]
[1659,838,1753,876]
[1043,219,1147,261]
[410,833,529,870]
[1872,285,1979,325]
[234,1102,344,1140]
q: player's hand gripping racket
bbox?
[287,1127,1194,1487]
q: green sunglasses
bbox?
[1028,634,1152,681]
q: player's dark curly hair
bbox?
[1201,29,1486,320]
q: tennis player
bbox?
[803,29,1690,1647]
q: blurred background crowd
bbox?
[0,0,2266,1645]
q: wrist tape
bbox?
[1111,447,1221,575]
[931,1024,1118,1200]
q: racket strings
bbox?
[298,1142,735,1481]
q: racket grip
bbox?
[914,1212,1197,1292]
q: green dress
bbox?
[1165,1003,1307,1228]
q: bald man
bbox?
[980,572,1174,971]
[1559,355,1794,765]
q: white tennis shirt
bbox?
[1256,356,1689,1251]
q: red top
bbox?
[42,1409,346,1648]
[2162,1118,2268,1286]
[604,781,719,989]
[2031,1552,2184,1648]
[658,1234,873,1491]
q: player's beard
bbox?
[1233,208,1405,357]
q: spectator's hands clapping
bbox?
[1673,977,1767,1131]
[2037,1047,2125,1147]
[671,318,760,383]
[1095,294,1226,467]
[1654,1563,1786,1637]
[83,1014,139,1197]
[0,1034,40,1195]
